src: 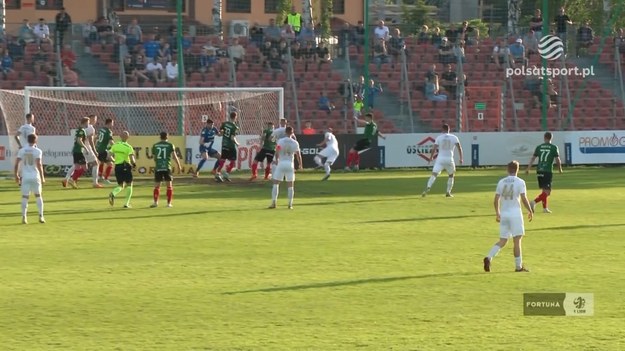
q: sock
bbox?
[197,159,206,172]
[35,196,44,216]
[264,165,271,179]
[153,187,160,203]
[71,167,84,181]
[487,244,501,260]
[216,159,226,172]
[166,186,173,204]
[426,175,437,189]
[98,163,104,177]
[251,162,258,176]
[314,155,323,167]
[21,197,28,216]
[324,163,331,175]
[346,152,355,167]
[125,185,133,206]
[287,187,294,206]
[112,186,123,197]
[446,177,455,193]
[515,256,523,269]
[212,159,221,171]
[226,160,235,173]
[543,194,549,209]
[534,192,545,203]
[271,184,279,203]
[65,165,76,180]
[92,165,99,184]
[104,165,113,179]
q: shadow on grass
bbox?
[223,271,493,295]
[360,214,493,224]
[58,207,261,223]
[528,223,625,232]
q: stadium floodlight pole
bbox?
[540,0,548,131]
[176,0,185,135]
[363,0,370,119]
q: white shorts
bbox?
[432,159,455,175]
[499,215,525,239]
[273,162,295,182]
[83,147,97,163]
[21,178,42,196]
[318,147,339,164]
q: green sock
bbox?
[125,185,133,205]
[112,186,123,197]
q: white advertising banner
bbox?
[0,136,75,171]
[185,135,263,171]
[566,131,625,164]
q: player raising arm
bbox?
[96,118,115,184]
[346,112,385,171]
[250,121,276,181]
[525,132,563,213]
[194,119,221,178]
[484,160,534,273]
[14,134,45,224]
[314,127,339,181]
[14,113,36,149]
[422,123,463,197]
[269,126,303,209]
[151,132,182,208]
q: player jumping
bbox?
[345,113,385,171]
[194,119,221,178]
[250,121,276,181]
[314,127,339,181]
[151,132,182,208]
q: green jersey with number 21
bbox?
[533,143,559,173]
[152,141,175,172]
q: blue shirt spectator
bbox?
[1,52,14,73]
[143,37,161,60]
[365,81,383,109]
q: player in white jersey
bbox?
[14,113,36,149]
[483,161,534,273]
[271,118,297,141]
[14,134,46,224]
[422,123,463,197]
[269,126,303,209]
[84,114,102,187]
[314,128,339,181]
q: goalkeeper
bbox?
[108,131,137,209]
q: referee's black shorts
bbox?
[114,163,133,185]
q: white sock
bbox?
[92,165,99,184]
[446,177,455,193]
[515,256,523,269]
[287,187,294,206]
[271,184,279,203]
[21,197,28,216]
[487,244,501,260]
[314,155,323,167]
[65,165,76,180]
[324,163,331,175]
[426,175,436,189]
[36,196,44,216]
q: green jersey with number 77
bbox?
[533,143,559,173]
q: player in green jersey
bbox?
[62,117,90,189]
[214,111,240,182]
[250,121,276,181]
[345,112,386,171]
[150,132,182,208]
[96,118,115,184]
[526,132,563,213]
[108,131,137,209]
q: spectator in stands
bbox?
[18,19,35,45]
[265,19,282,44]
[6,36,24,61]
[554,7,573,49]
[417,25,430,45]
[159,42,172,62]
[431,27,442,47]
[61,44,77,71]
[45,62,57,86]
[615,28,625,56]
[228,38,246,71]
[440,64,458,98]
[458,21,479,46]
[125,18,143,47]
[168,18,178,37]
[302,121,316,135]
[298,23,316,44]
[268,48,284,74]
[281,24,296,41]
[153,26,162,41]
[353,94,364,119]
[425,64,439,83]
[530,9,543,40]
[425,75,448,101]
[259,40,274,68]
[96,17,114,45]
[146,57,165,83]
[388,28,406,65]
[1,50,14,78]
[290,41,303,62]
[373,38,390,69]
[318,91,335,114]
[33,18,52,47]
[354,21,365,49]
[249,22,264,48]
[315,41,332,71]
[438,37,454,64]
[199,47,218,75]
[509,38,527,68]
[533,78,557,109]
[123,55,141,83]
[338,79,353,105]
[523,30,539,59]
[32,47,48,76]
[338,22,353,59]
[523,65,541,92]
[445,23,459,44]
[576,20,594,57]
[182,49,198,79]
[453,40,466,63]
[374,20,390,41]
[143,34,161,63]
[353,75,366,97]
[55,7,72,49]
[63,64,79,87]
[133,54,148,78]
[82,19,98,54]
[166,58,178,82]
[492,39,512,69]
[364,79,383,109]
[277,40,289,61]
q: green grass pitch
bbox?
[1,168,624,350]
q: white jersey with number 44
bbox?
[435,133,460,162]
[276,137,300,165]
[17,146,43,180]
[495,175,527,216]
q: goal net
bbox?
[0,86,284,152]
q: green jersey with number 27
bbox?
[533,143,559,173]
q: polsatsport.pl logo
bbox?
[505,65,595,79]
